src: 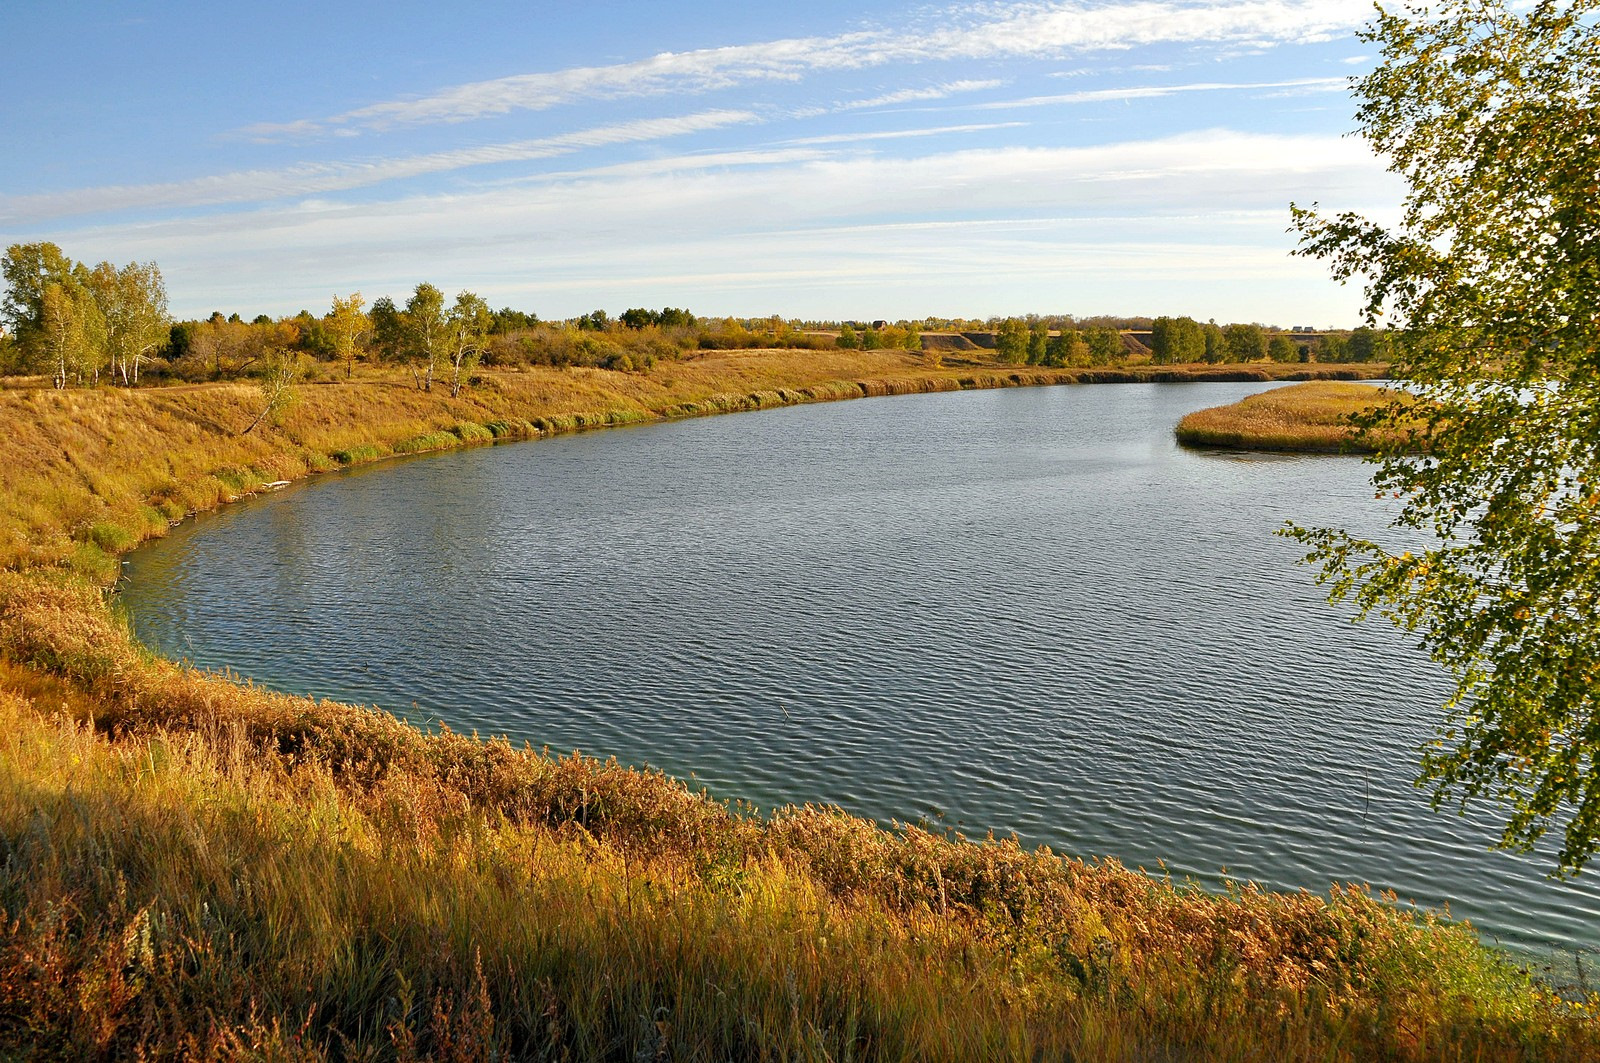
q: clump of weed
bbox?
[332,442,387,465]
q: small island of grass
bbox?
[1175,380,1422,454]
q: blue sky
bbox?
[1,0,1400,324]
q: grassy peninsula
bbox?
[1,351,1592,1060]
[1174,380,1421,454]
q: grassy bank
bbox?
[1174,380,1420,453]
[3,350,1590,1059]
[0,351,1382,575]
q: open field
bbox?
[4,350,1592,1059]
[1174,380,1423,454]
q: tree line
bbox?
[2,243,1396,394]
[1149,317,1393,365]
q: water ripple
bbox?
[120,382,1600,964]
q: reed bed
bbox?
[3,351,1583,1059]
[1174,380,1420,453]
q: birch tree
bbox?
[445,291,490,398]
[38,280,106,389]
[403,283,446,391]
[328,292,368,380]
[88,261,170,386]
[1288,0,1600,874]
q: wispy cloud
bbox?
[51,128,1396,320]
[782,122,1026,146]
[834,79,1004,111]
[974,75,1348,109]
[1,111,761,224]
[236,0,1368,140]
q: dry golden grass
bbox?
[1174,380,1422,453]
[0,570,1592,1059]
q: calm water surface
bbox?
[120,382,1600,966]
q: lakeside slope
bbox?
[4,351,1591,1060]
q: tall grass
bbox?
[0,636,1590,1059]
[3,351,1583,1059]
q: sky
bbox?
[0,0,1404,325]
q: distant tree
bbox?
[0,329,17,376]
[1222,323,1268,362]
[1150,316,1205,364]
[1318,332,1351,363]
[1027,321,1050,365]
[326,293,368,380]
[861,326,883,350]
[39,280,106,388]
[446,291,492,398]
[403,283,447,391]
[369,297,403,363]
[995,317,1029,364]
[1084,326,1123,365]
[619,307,656,330]
[184,317,265,380]
[1202,322,1225,363]
[577,309,610,331]
[1347,326,1392,363]
[290,310,335,359]
[165,321,198,363]
[3,242,81,375]
[902,320,922,352]
[1267,334,1299,363]
[241,347,304,435]
[490,307,538,334]
[86,260,169,386]
[836,323,859,350]
[1045,328,1085,367]
[657,307,695,329]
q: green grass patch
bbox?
[331,442,386,465]
[86,522,139,554]
[211,464,264,495]
[392,430,460,455]
[482,419,538,439]
[66,541,121,585]
[301,449,340,473]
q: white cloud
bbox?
[236,0,1369,139]
[781,122,1026,146]
[834,79,1004,110]
[44,129,1398,322]
[974,75,1348,109]
[0,110,761,224]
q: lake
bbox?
[119,381,1600,968]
